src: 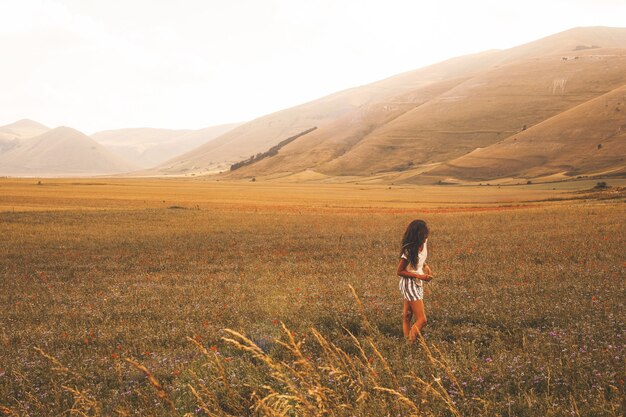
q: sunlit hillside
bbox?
[220,27,626,183]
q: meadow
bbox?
[0,179,624,416]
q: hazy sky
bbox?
[1,0,625,133]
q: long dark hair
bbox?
[400,219,429,268]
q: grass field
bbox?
[0,179,624,416]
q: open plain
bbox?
[0,178,624,416]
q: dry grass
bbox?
[1,177,620,213]
[0,180,624,416]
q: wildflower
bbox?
[485,357,493,363]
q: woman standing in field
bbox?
[397,219,433,342]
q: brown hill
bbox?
[427,84,626,181]
[91,123,241,168]
[227,48,626,179]
[0,119,49,140]
[153,49,507,175]
[0,119,50,153]
[487,26,626,63]
[221,27,626,182]
[226,76,471,177]
[320,48,626,176]
[0,127,138,177]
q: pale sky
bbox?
[0,0,625,133]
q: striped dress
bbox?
[399,239,428,301]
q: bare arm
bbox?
[397,258,433,282]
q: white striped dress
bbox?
[399,239,428,301]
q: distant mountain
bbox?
[205,26,626,183]
[0,119,50,140]
[0,126,138,176]
[5,27,626,182]
[0,119,50,153]
[91,123,241,168]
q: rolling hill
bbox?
[91,123,241,168]
[152,49,508,175]
[158,26,626,183]
[0,119,50,140]
[428,84,626,181]
[0,119,50,153]
[315,47,626,178]
[0,127,138,177]
[4,27,625,182]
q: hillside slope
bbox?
[5,27,626,181]
[320,48,626,176]
[92,123,241,168]
[428,84,626,180]
[0,119,50,153]
[227,47,626,179]
[224,76,471,177]
[0,119,50,140]
[0,127,138,176]
[153,49,507,175]
[222,27,626,181]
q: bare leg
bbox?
[408,300,427,341]
[402,300,413,339]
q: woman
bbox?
[397,219,433,342]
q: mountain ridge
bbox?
[0,126,138,177]
[3,27,626,182]
[91,123,242,168]
[0,119,50,141]
[212,27,626,183]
